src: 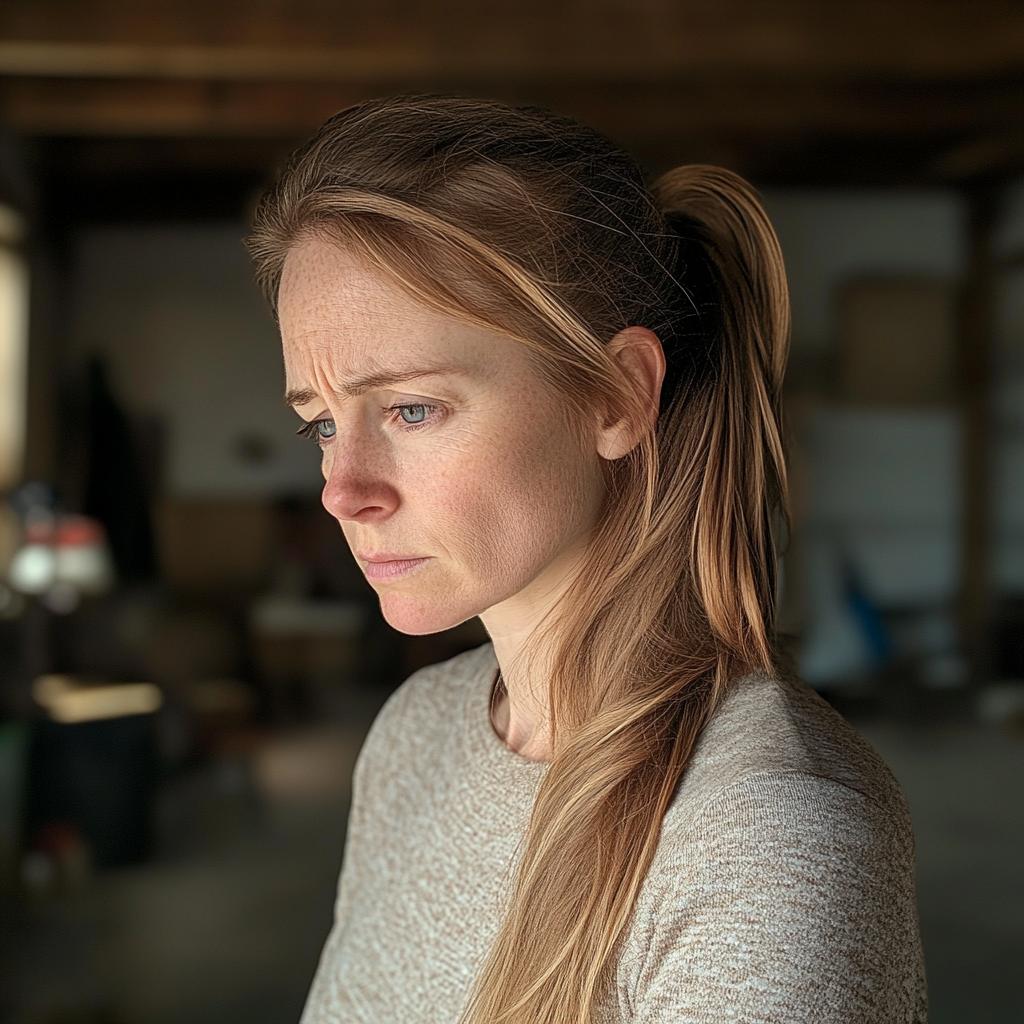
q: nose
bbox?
[320,441,399,524]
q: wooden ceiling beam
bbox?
[1,79,358,136]
[5,75,1021,140]
[4,4,1021,187]
[1,15,1024,84]
[0,42,432,83]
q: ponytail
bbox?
[463,166,790,1024]
[653,165,790,662]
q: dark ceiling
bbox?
[2,1,1023,223]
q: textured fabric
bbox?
[301,643,927,1023]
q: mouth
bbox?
[358,554,431,583]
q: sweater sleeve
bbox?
[623,772,926,1024]
[299,682,414,1024]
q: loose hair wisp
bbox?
[248,95,790,1024]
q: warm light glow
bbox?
[0,206,28,492]
[32,674,163,724]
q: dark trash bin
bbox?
[29,710,157,868]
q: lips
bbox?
[359,554,430,583]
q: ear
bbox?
[596,326,666,460]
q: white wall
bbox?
[802,408,962,604]
[761,190,967,684]
[761,190,965,353]
[70,224,322,499]
[763,184,1024,682]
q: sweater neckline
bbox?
[464,644,548,776]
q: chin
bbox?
[378,591,481,636]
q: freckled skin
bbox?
[279,238,605,638]
[278,237,664,760]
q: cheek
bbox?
[431,415,598,583]
[370,402,603,635]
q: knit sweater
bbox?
[300,643,927,1023]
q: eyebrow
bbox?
[285,366,464,408]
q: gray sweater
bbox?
[301,643,927,1023]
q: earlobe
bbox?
[596,327,666,460]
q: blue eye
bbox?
[297,418,336,443]
[399,405,427,424]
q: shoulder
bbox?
[623,770,924,1021]
[655,672,915,904]
[669,673,908,828]
[616,676,925,1022]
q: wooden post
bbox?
[957,187,999,684]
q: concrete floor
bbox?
[1,700,1022,1023]
[860,720,1024,1024]
[0,708,372,1024]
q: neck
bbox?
[480,548,586,763]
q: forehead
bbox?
[277,236,542,404]
[279,237,437,350]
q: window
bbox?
[0,205,28,490]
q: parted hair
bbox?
[248,94,789,1024]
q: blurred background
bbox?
[0,2,1021,1022]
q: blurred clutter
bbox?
[0,2,1022,1023]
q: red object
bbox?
[32,820,85,859]
[55,515,106,548]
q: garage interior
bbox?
[0,3,1023,1022]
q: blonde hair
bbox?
[248,95,789,1024]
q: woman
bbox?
[248,96,925,1023]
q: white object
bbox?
[54,541,114,594]
[8,543,56,594]
[0,214,28,492]
[32,674,162,724]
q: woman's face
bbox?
[278,236,607,635]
